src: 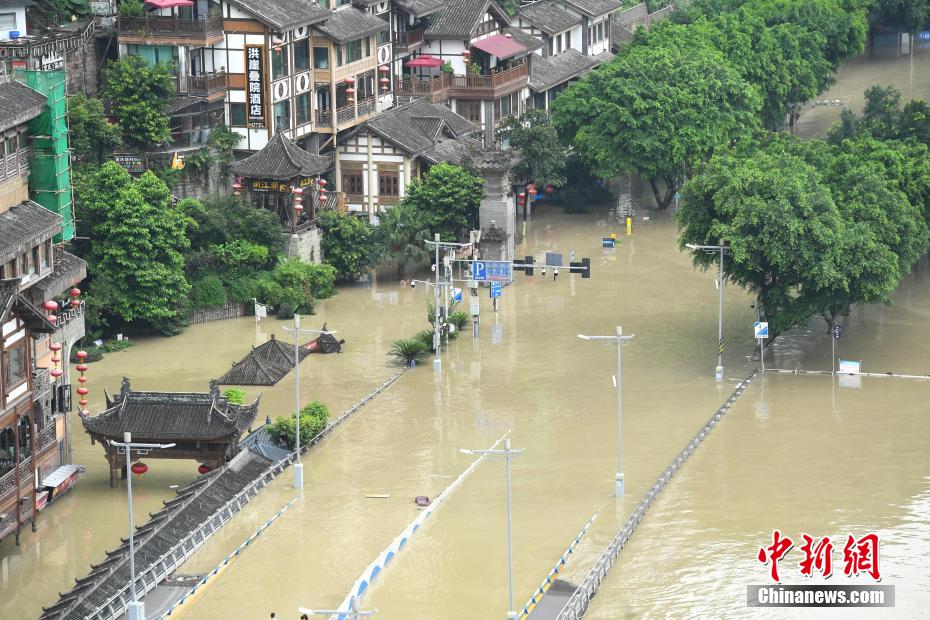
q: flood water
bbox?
[2,45,929,619]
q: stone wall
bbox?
[286,226,322,263]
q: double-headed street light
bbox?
[578,327,634,497]
[108,433,175,620]
[283,315,336,491]
[461,438,524,620]
[685,242,730,380]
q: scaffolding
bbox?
[18,69,75,242]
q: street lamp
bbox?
[282,315,336,491]
[461,438,525,620]
[685,242,730,380]
[578,327,634,497]
[108,433,175,620]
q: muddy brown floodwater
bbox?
[2,44,929,620]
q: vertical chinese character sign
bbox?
[245,45,266,128]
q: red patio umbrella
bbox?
[404,55,444,68]
[144,0,194,8]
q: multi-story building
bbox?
[0,77,86,545]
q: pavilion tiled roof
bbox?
[231,132,333,180]
[84,379,258,442]
[517,1,581,35]
[0,80,46,133]
[425,0,510,38]
[528,48,599,92]
[315,7,389,44]
[394,0,444,17]
[0,200,62,267]
[217,334,312,386]
[224,0,329,31]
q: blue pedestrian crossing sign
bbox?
[472,260,512,282]
[452,287,462,303]
[490,282,502,299]
[754,321,769,339]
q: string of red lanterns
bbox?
[76,350,89,416]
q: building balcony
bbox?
[116,15,224,47]
[316,96,377,131]
[394,27,424,52]
[394,63,529,102]
[172,71,228,102]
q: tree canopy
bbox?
[399,163,485,241]
[102,56,175,151]
[497,109,567,189]
[67,94,122,165]
[317,208,376,280]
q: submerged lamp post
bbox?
[461,438,525,619]
[685,242,730,380]
[108,433,175,620]
[578,327,634,497]
[282,316,336,491]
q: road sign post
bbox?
[490,282,502,312]
[754,322,769,372]
[831,324,843,375]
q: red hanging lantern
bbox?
[198,464,212,475]
[344,76,355,85]
[318,178,327,187]
[78,375,88,383]
[47,314,57,325]
[43,300,58,312]
[76,363,88,372]
[345,87,356,97]
[51,356,60,364]
[69,288,81,298]
[379,76,389,86]
[77,386,89,396]
[79,399,88,406]
[232,181,243,196]
[131,462,148,476]
[50,369,63,378]
[49,342,62,352]
[76,351,88,360]
[463,49,471,58]
[546,184,555,194]
[378,65,389,73]
[70,299,81,308]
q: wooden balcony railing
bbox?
[117,15,223,40]
[187,71,227,96]
[394,27,424,50]
[394,63,529,101]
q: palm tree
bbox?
[373,203,431,280]
[389,338,430,366]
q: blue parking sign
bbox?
[490,282,502,299]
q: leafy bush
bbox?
[101,339,132,353]
[448,311,470,332]
[213,240,270,270]
[389,338,430,365]
[316,209,375,280]
[266,400,330,449]
[223,388,246,405]
[413,329,436,352]
[67,94,122,164]
[276,301,295,319]
[224,274,263,304]
[189,275,227,309]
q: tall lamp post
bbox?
[282,315,336,491]
[461,438,524,620]
[108,433,175,620]
[685,242,730,380]
[578,327,634,497]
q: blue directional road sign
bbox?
[452,287,462,303]
[753,321,769,339]
[490,282,502,299]
[472,260,512,283]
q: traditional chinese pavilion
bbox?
[82,379,259,486]
[230,132,333,232]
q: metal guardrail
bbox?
[84,366,409,620]
[555,371,758,619]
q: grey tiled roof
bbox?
[39,449,276,620]
[315,7,389,43]
[231,132,333,180]
[517,1,581,35]
[0,200,62,267]
[425,0,509,38]
[166,95,206,115]
[25,250,87,305]
[84,380,258,441]
[225,0,330,31]
[0,80,46,133]
[422,136,486,166]
[353,99,480,157]
[394,0,444,17]
[558,0,622,18]
[504,27,544,53]
[218,334,310,386]
[528,48,598,91]
[611,16,634,49]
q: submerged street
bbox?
[2,44,929,619]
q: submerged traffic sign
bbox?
[490,282,502,299]
[754,322,769,339]
[472,260,512,282]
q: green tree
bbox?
[266,401,330,449]
[372,202,431,279]
[871,0,930,33]
[497,109,567,188]
[317,208,375,280]
[678,145,848,338]
[553,25,761,208]
[78,163,191,331]
[223,388,246,405]
[102,56,175,150]
[67,94,122,164]
[388,338,430,365]
[400,163,484,240]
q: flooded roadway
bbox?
[2,43,929,619]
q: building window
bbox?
[127,44,179,67]
[548,38,553,56]
[0,13,17,31]
[3,340,27,391]
[230,102,247,126]
[39,241,49,268]
[314,47,329,69]
[378,171,399,196]
[458,100,481,124]
[377,27,390,46]
[320,0,329,7]
[271,46,289,80]
[345,39,363,63]
[342,171,363,195]
[296,92,312,126]
[565,30,571,49]
[294,39,310,72]
[32,246,40,274]
[336,44,344,67]
[556,34,562,54]
[274,100,290,131]
[597,22,604,42]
